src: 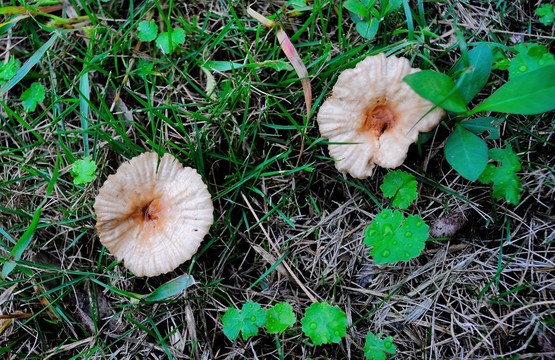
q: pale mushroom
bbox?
[317,53,445,178]
[94,152,214,277]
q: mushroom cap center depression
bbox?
[360,101,396,137]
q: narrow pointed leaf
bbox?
[143,274,195,301]
[0,32,58,96]
[470,64,555,115]
[455,44,492,104]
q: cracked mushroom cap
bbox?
[94,152,214,277]
[317,53,446,178]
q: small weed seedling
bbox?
[403,43,552,204]
[20,82,45,112]
[0,56,20,85]
[137,20,185,54]
[535,4,554,26]
[343,0,402,40]
[70,158,98,185]
[364,170,429,264]
[222,301,395,359]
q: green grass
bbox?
[1,1,554,359]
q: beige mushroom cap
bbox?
[94,152,214,277]
[317,53,446,178]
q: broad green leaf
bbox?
[470,64,555,115]
[0,32,58,96]
[356,18,379,40]
[222,301,266,340]
[1,206,42,279]
[137,20,158,42]
[364,210,428,264]
[265,302,296,334]
[403,70,467,113]
[301,302,348,345]
[444,124,488,181]
[381,0,403,15]
[21,82,45,112]
[508,43,554,80]
[478,145,522,205]
[455,45,492,104]
[344,0,369,18]
[0,56,20,84]
[204,60,245,72]
[536,4,554,26]
[364,332,396,360]
[460,117,500,140]
[156,28,185,54]
[380,170,418,209]
[143,274,195,301]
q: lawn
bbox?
[1,1,554,359]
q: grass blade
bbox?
[0,32,59,96]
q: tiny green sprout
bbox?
[363,332,396,360]
[300,302,348,345]
[0,56,21,85]
[137,19,158,42]
[478,145,522,205]
[156,27,185,54]
[536,4,554,26]
[380,170,418,209]
[265,302,296,334]
[21,82,45,112]
[70,158,97,185]
[222,301,266,341]
[364,209,428,264]
[508,43,554,80]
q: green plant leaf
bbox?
[222,301,266,341]
[344,0,369,18]
[455,44,492,104]
[478,145,522,205]
[265,302,296,334]
[0,32,58,96]
[70,158,97,185]
[403,70,467,113]
[536,4,554,26]
[156,27,185,54]
[0,56,21,84]
[380,170,418,209]
[356,18,379,40]
[444,124,488,181]
[363,332,396,360]
[21,82,45,112]
[460,117,500,140]
[143,274,195,301]
[508,43,554,80]
[137,19,158,42]
[364,209,428,264]
[301,302,348,345]
[1,206,42,279]
[470,64,555,115]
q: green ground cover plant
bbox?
[1,0,553,359]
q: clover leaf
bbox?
[0,56,20,84]
[137,20,158,42]
[380,170,418,209]
[222,301,266,341]
[301,302,348,345]
[478,145,522,205]
[508,43,554,80]
[265,302,296,334]
[363,332,396,360]
[156,27,185,54]
[536,4,554,26]
[364,209,429,264]
[21,82,46,112]
[70,158,97,185]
